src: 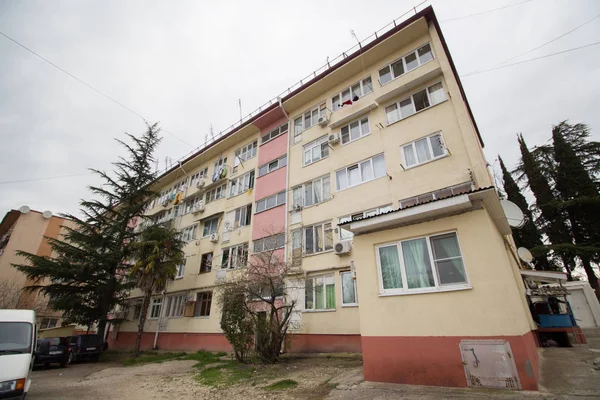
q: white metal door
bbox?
[568,290,596,328]
[460,340,521,390]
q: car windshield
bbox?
[0,322,33,354]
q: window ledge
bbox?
[403,153,449,171]
[175,276,184,280]
[340,132,371,147]
[302,249,334,258]
[192,316,211,319]
[260,133,285,146]
[341,304,359,308]
[379,285,472,297]
[336,175,388,193]
[386,99,448,128]
[257,166,285,179]
[302,156,329,169]
[303,309,336,313]
[291,198,332,212]
[254,203,286,215]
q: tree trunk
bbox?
[96,319,106,341]
[134,293,151,358]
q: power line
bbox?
[0,172,94,185]
[0,30,194,148]
[496,14,600,65]
[440,0,533,23]
[461,41,600,77]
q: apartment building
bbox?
[110,6,538,390]
[0,208,68,328]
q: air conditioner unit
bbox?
[318,115,329,127]
[328,133,340,145]
[209,233,219,243]
[192,201,205,214]
[334,240,352,255]
[196,179,206,189]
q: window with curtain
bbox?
[376,232,468,293]
[385,82,446,125]
[292,175,331,209]
[336,154,386,191]
[303,136,329,166]
[305,275,336,310]
[378,43,435,84]
[341,272,357,305]
[340,117,370,145]
[303,222,333,254]
[402,132,447,168]
[149,298,163,319]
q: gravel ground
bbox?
[28,355,363,400]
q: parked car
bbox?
[0,309,36,399]
[34,337,70,368]
[66,335,104,363]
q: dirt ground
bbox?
[28,347,600,400]
[28,355,363,400]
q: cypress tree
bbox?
[499,156,551,270]
[13,123,161,337]
[552,123,600,295]
[518,134,575,279]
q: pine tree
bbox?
[518,134,575,279]
[552,123,600,295]
[129,225,185,357]
[499,156,551,270]
[14,123,161,338]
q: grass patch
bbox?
[195,361,255,387]
[182,350,227,368]
[121,351,186,366]
[264,379,298,391]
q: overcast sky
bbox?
[1,0,599,220]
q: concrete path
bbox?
[326,347,600,400]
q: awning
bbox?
[520,270,568,283]
[340,187,510,235]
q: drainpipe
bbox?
[278,97,290,264]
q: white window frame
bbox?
[194,291,212,317]
[175,258,186,279]
[335,154,386,191]
[258,155,287,177]
[292,175,331,209]
[378,43,435,85]
[340,116,370,145]
[261,122,289,144]
[400,132,448,169]
[180,224,198,242]
[234,140,257,167]
[202,216,219,237]
[375,231,470,296]
[205,184,226,203]
[385,82,446,125]
[338,205,393,240]
[229,170,255,197]
[331,77,373,112]
[293,102,327,136]
[255,191,286,213]
[149,297,163,319]
[183,196,203,215]
[164,294,186,318]
[226,204,252,229]
[221,243,249,269]
[190,168,208,187]
[304,274,336,311]
[340,271,358,306]
[303,222,333,255]
[253,233,286,253]
[303,136,329,166]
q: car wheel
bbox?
[60,361,67,368]
[67,353,75,364]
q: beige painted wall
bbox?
[352,208,533,337]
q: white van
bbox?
[0,309,36,399]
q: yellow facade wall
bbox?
[352,208,533,337]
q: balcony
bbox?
[374,59,441,106]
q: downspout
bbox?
[278,97,290,264]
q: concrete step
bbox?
[586,337,600,349]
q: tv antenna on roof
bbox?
[500,200,525,228]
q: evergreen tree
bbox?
[499,156,551,270]
[518,134,575,279]
[552,123,600,295]
[129,224,185,357]
[14,123,161,337]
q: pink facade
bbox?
[252,206,286,239]
[254,167,287,199]
[258,132,288,165]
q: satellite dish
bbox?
[19,205,31,214]
[517,247,534,263]
[500,200,525,228]
[42,210,53,219]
